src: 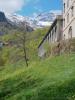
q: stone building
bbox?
[63,0,75,39]
[38,15,63,57]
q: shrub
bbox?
[0,57,6,66]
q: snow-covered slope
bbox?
[32,12,55,28]
[6,14,25,22]
[32,11,62,28]
[6,11,62,29]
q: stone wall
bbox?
[45,38,75,57]
[38,16,63,58]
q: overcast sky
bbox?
[0,0,62,16]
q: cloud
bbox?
[33,0,40,4]
[0,0,39,14]
[0,0,25,13]
[50,10,62,15]
[0,0,62,16]
[33,13,38,17]
[34,6,43,13]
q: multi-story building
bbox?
[63,0,75,39]
[38,15,63,57]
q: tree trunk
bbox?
[23,31,28,67]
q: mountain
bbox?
[0,12,17,35]
[31,11,62,28]
[0,11,62,35]
[6,13,27,25]
[6,11,61,29]
[0,12,33,35]
[30,12,56,28]
[6,13,33,32]
[0,12,7,22]
[0,12,19,29]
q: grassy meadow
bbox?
[0,54,75,100]
[0,28,75,100]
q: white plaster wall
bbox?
[63,0,75,39]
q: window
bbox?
[67,13,69,23]
[68,26,72,39]
[67,0,69,8]
[63,18,65,27]
[64,3,65,13]
[71,6,74,17]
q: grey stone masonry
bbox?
[38,15,63,57]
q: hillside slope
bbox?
[0,54,75,100]
[0,26,75,100]
[0,27,49,64]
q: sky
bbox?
[0,0,63,16]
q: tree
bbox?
[15,23,29,67]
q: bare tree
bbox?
[22,26,28,67]
[15,23,29,67]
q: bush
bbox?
[0,57,6,66]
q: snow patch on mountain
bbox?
[6,13,25,23]
[5,11,62,29]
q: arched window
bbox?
[68,26,72,39]
[67,0,69,8]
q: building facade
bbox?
[63,0,75,39]
[38,15,63,57]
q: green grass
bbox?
[1,28,75,100]
[0,53,75,100]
